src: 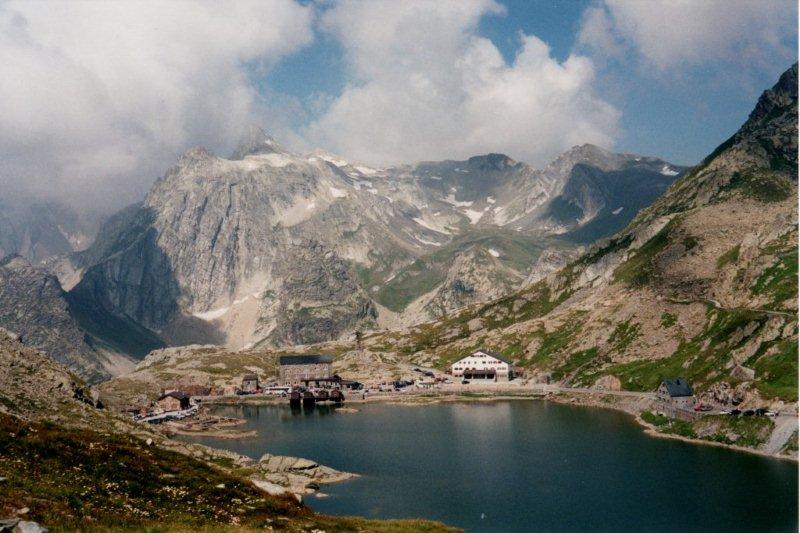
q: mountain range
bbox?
[5,65,793,391]
[52,135,681,375]
[105,64,798,413]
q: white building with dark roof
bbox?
[451,349,513,381]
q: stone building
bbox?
[656,378,695,409]
[241,374,259,392]
[450,349,513,381]
[279,355,333,385]
[155,391,190,412]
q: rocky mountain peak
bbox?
[552,143,619,169]
[177,146,216,165]
[230,125,284,160]
[466,153,517,171]
[745,63,798,128]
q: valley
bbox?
[0,52,796,532]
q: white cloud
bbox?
[0,0,313,209]
[578,0,796,71]
[304,0,619,167]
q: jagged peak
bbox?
[562,143,613,160]
[467,153,518,171]
[740,63,798,136]
[229,125,284,160]
[177,146,216,165]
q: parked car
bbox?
[694,404,713,412]
[765,410,779,417]
[755,408,768,416]
[729,409,741,416]
[461,379,470,385]
[742,410,755,417]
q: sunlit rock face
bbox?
[67,128,683,351]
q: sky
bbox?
[0,0,796,211]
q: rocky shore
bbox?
[164,438,356,502]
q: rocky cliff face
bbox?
[66,128,684,353]
[422,247,524,318]
[0,256,133,382]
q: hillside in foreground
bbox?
[0,329,454,532]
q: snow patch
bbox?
[316,152,349,167]
[488,248,500,258]
[242,153,293,168]
[194,306,229,321]
[463,208,485,225]
[329,187,348,198]
[355,166,376,176]
[660,165,679,176]
[486,196,496,204]
[413,217,452,234]
[415,235,442,246]
[443,193,473,208]
[193,293,259,321]
[611,206,623,215]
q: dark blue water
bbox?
[182,401,798,532]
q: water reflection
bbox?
[180,401,798,532]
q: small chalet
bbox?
[451,349,513,381]
[656,378,695,409]
[241,374,259,392]
[156,391,190,412]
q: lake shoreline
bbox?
[202,387,798,462]
[191,398,798,531]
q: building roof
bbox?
[660,378,693,397]
[157,391,189,401]
[242,374,258,381]
[471,348,512,365]
[279,354,333,366]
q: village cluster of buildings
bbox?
[132,349,700,422]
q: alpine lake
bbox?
[179,400,798,532]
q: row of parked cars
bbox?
[693,402,779,417]
[721,408,778,417]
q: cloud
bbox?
[0,0,313,210]
[304,0,619,167]
[578,0,796,71]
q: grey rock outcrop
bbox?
[0,256,112,382]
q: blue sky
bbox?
[263,0,797,166]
